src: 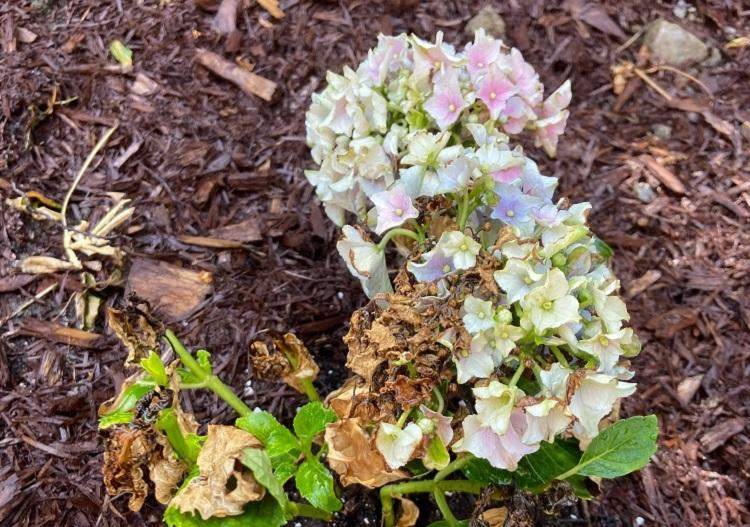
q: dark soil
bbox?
[1,1,748,526]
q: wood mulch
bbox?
[1,1,748,526]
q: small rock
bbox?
[652,123,672,140]
[634,181,656,203]
[644,19,708,66]
[687,111,701,123]
[465,6,506,39]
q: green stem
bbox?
[377,227,420,250]
[397,407,413,428]
[155,408,198,466]
[164,329,252,418]
[289,502,332,521]
[549,346,570,368]
[434,455,471,481]
[380,479,483,526]
[433,489,458,526]
[299,377,320,401]
[457,190,470,231]
[509,362,526,387]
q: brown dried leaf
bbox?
[324,418,407,489]
[103,427,153,511]
[395,496,419,527]
[149,434,187,504]
[20,255,79,274]
[274,333,319,392]
[481,507,509,526]
[171,425,265,520]
[345,318,396,382]
[107,307,159,367]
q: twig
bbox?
[646,64,713,98]
[195,49,277,101]
[0,282,58,328]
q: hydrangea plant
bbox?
[307,31,658,526]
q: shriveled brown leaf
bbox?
[250,333,319,394]
[344,317,396,382]
[107,307,159,367]
[171,425,264,520]
[324,418,407,488]
[395,496,419,527]
[102,427,153,512]
[149,434,187,504]
[481,507,509,526]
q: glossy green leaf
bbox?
[163,496,285,527]
[140,351,168,386]
[515,439,581,492]
[236,411,299,458]
[573,415,658,479]
[461,457,512,486]
[240,448,290,515]
[293,402,337,446]
[423,436,450,470]
[295,457,342,513]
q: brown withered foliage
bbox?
[249,332,319,394]
[106,307,161,367]
[102,427,154,512]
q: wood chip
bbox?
[645,307,697,339]
[676,374,703,406]
[18,319,103,348]
[0,274,37,293]
[177,235,245,249]
[126,258,214,320]
[639,154,685,194]
[213,0,240,34]
[130,73,159,96]
[195,49,276,101]
[16,27,37,43]
[700,418,745,453]
[209,218,263,242]
[627,269,662,298]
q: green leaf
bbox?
[515,439,581,492]
[154,408,203,466]
[140,351,169,386]
[423,436,450,470]
[295,458,342,513]
[571,415,658,479]
[109,40,133,68]
[240,448,290,515]
[462,457,512,486]
[163,496,285,527]
[272,454,298,485]
[236,411,299,458]
[293,402,337,446]
[178,349,213,385]
[98,381,153,429]
[427,521,469,527]
[593,237,614,259]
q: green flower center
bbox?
[542,300,553,310]
[459,243,468,252]
[599,336,609,346]
[524,276,533,285]
[442,264,451,273]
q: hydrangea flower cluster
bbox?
[305,31,655,525]
[306,31,570,286]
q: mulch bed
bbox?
[1,1,748,526]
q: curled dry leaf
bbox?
[395,496,419,527]
[324,417,407,489]
[170,425,265,520]
[344,315,395,382]
[481,507,509,526]
[102,427,153,511]
[250,333,319,394]
[150,434,187,504]
[107,307,159,366]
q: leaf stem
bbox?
[434,455,471,482]
[377,227,421,250]
[433,488,458,526]
[509,361,526,387]
[164,329,252,418]
[299,377,320,401]
[380,479,482,527]
[549,346,570,368]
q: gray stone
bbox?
[644,19,708,66]
[634,182,656,203]
[465,6,506,39]
[652,124,672,140]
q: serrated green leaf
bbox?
[462,457,512,486]
[163,496,285,527]
[240,448,290,515]
[139,351,168,386]
[293,402,336,446]
[109,40,133,68]
[195,349,212,375]
[515,439,581,492]
[571,415,658,479]
[236,411,299,458]
[98,381,153,429]
[295,458,342,513]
